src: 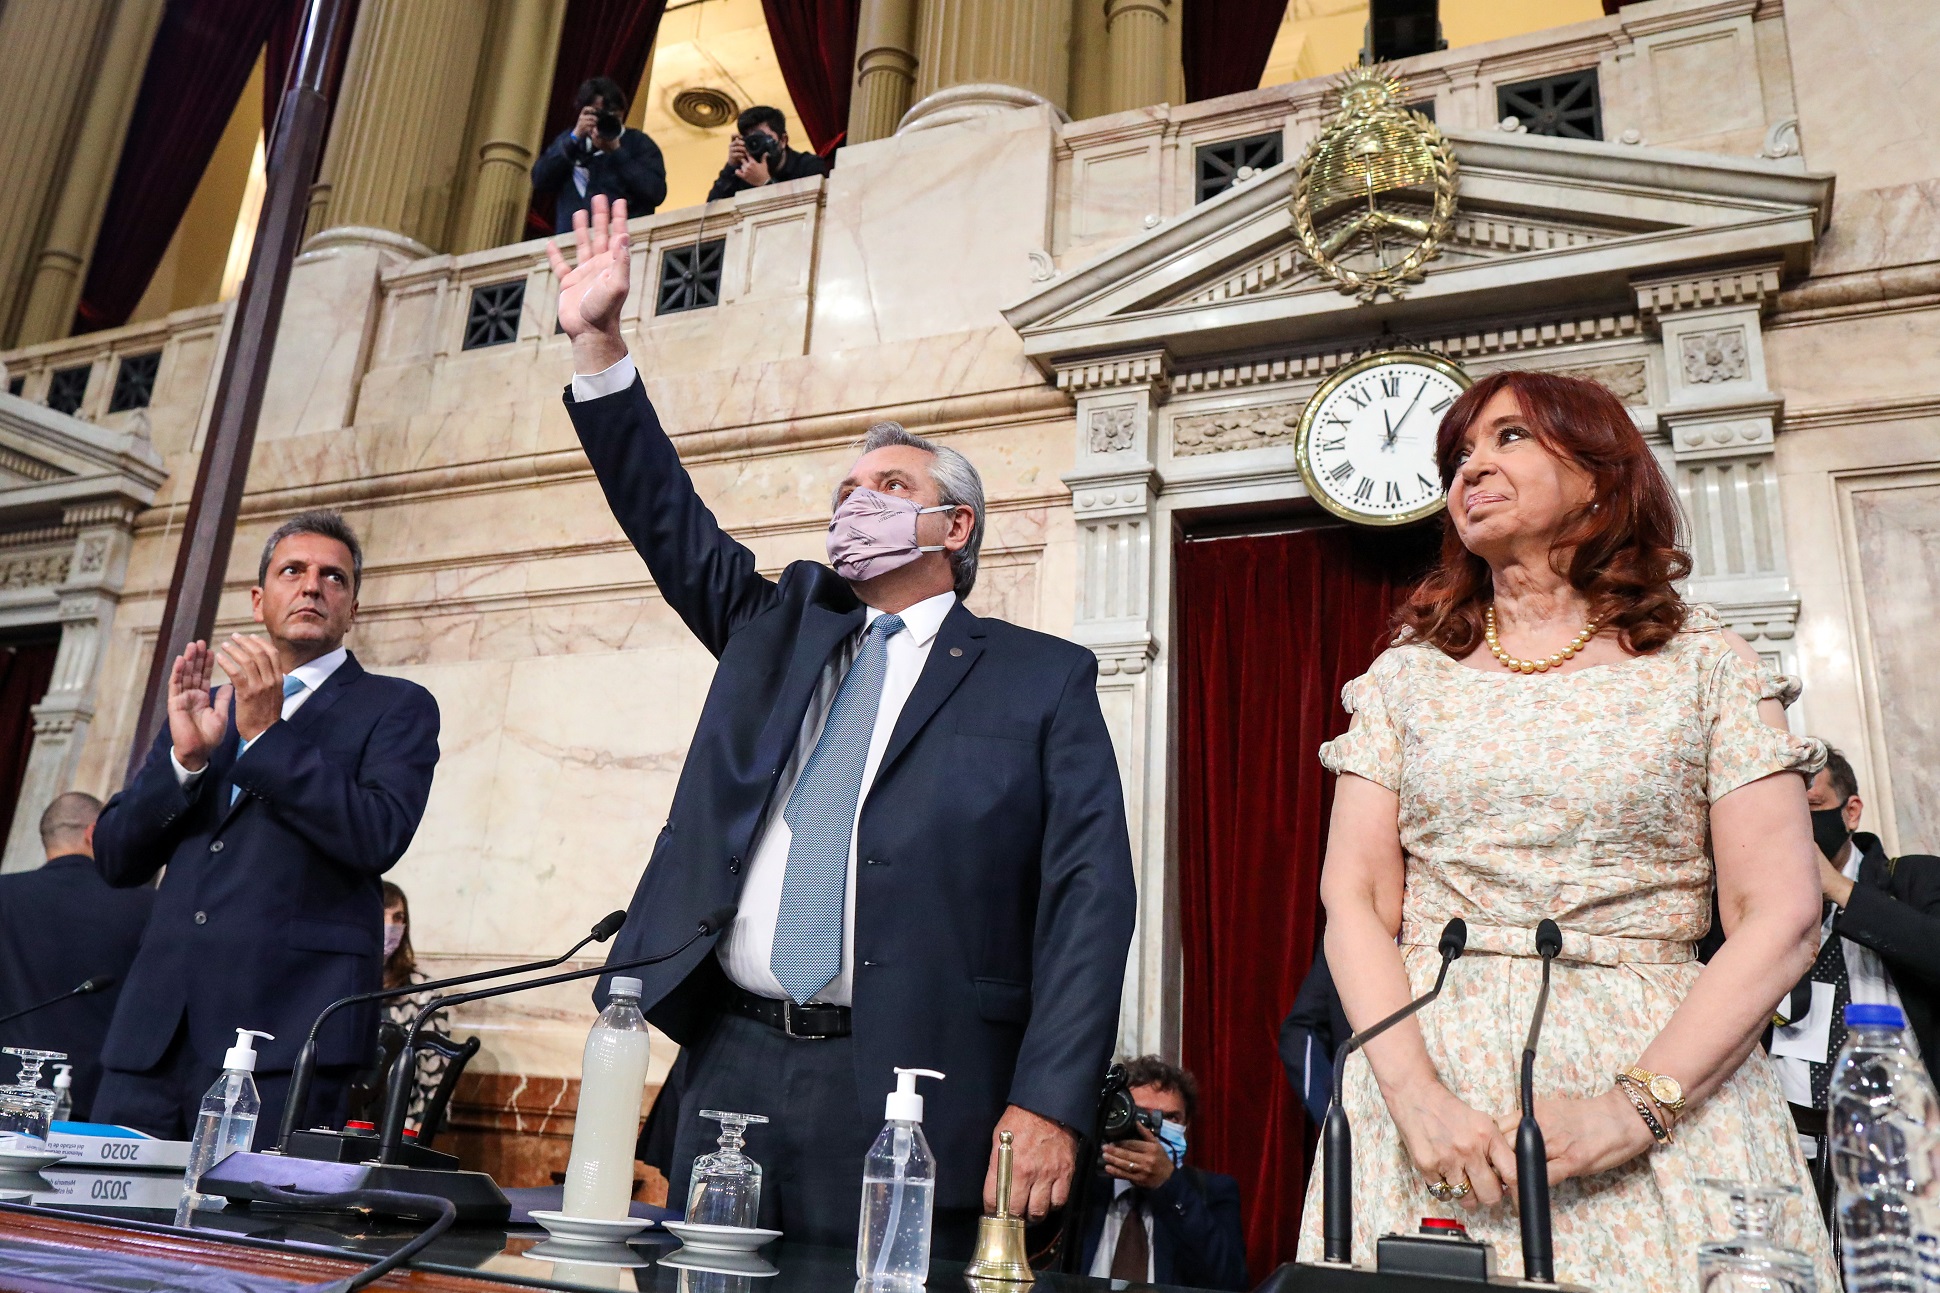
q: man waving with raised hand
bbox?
[548,196,1137,1253]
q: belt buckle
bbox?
[780,997,804,1038]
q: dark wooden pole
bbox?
[126,0,357,781]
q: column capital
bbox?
[1632,262,1783,326]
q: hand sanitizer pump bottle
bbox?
[858,1067,944,1287]
[49,1065,72,1123]
[176,1028,272,1225]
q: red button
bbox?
[1420,1218,1469,1237]
[344,1120,375,1133]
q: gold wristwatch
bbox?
[1620,1067,1686,1119]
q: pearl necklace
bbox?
[1484,606,1598,675]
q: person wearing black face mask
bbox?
[1772,745,1940,1220]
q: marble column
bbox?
[14,0,166,346]
[1103,0,1170,114]
[902,0,1071,132]
[0,0,116,346]
[310,0,492,254]
[454,0,565,254]
[849,0,918,146]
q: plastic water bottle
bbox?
[1830,1003,1940,1292]
[563,976,653,1220]
[49,1065,72,1123]
[858,1067,945,1288]
[175,1029,272,1226]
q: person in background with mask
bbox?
[546,196,1135,1255]
[379,881,449,1131]
[1774,744,1940,1218]
[1079,1056,1248,1290]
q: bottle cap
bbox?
[609,976,643,1000]
[224,1028,274,1072]
[885,1067,944,1122]
[1846,1003,1907,1029]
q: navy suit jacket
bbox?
[567,376,1137,1210]
[0,854,154,1119]
[531,128,667,233]
[1079,1168,1250,1290]
[93,654,439,1074]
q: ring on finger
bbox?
[1426,1174,1473,1202]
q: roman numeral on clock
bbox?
[1327,460,1354,483]
[1380,374,1402,398]
[1317,435,1345,452]
[1353,477,1374,502]
[1385,481,1402,504]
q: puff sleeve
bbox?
[1319,651,1405,791]
[1702,645,1825,802]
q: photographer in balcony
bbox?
[1078,1057,1248,1290]
[532,77,666,233]
[705,106,827,202]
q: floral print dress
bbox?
[1294,607,1838,1292]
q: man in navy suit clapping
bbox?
[548,197,1136,1254]
[92,511,439,1138]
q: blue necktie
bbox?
[230,674,307,806]
[770,614,903,1004]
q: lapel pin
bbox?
[950,647,963,657]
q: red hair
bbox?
[1393,369,1691,657]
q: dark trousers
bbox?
[93,1020,352,1142]
[668,1011,979,1259]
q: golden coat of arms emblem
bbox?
[1292,66,1458,302]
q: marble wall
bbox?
[0,0,1935,1119]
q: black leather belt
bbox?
[1791,1103,1827,1138]
[729,986,851,1039]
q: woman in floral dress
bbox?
[1295,370,1836,1291]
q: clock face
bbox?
[1294,351,1471,526]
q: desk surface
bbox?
[0,1191,1218,1293]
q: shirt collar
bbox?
[865,590,956,647]
[288,645,349,694]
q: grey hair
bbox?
[841,421,986,597]
[39,790,100,850]
[258,510,364,592]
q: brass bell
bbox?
[964,1130,1035,1283]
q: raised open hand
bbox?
[167,640,231,772]
[545,195,630,373]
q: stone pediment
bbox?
[1006,129,1833,369]
[0,391,166,530]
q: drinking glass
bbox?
[1697,1179,1818,1293]
[687,1109,769,1229]
[0,1049,64,1146]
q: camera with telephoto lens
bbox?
[577,109,624,159]
[743,129,783,169]
[1096,1062,1164,1144]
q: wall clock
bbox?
[1293,350,1471,526]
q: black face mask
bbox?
[1811,806,1853,863]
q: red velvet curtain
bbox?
[1175,523,1433,1278]
[760,0,862,156]
[527,0,667,237]
[0,640,60,849]
[1183,0,1292,102]
[74,0,292,334]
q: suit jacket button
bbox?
[193,911,208,925]
[209,840,224,853]
[729,856,741,874]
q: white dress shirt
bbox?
[571,353,637,403]
[716,589,958,1006]
[1088,1179,1156,1282]
[171,645,349,786]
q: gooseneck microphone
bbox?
[1321,917,1467,1266]
[276,909,629,1152]
[373,905,738,1164]
[1517,919,1564,1284]
[0,974,118,1027]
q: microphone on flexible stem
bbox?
[0,974,117,1027]
[373,905,737,1164]
[275,909,628,1152]
[1321,917,1467,1266]
[1517,918,1564,1285]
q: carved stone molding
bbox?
[1088,405,1137,453]
[0,551,70,589]
[1679,327,1749,384]
[1550,359,1648,404]
[1634,264,1783,324]
[1055,349,1172,396]
[1171,401,1302,456]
